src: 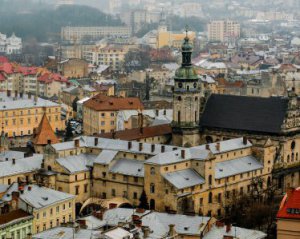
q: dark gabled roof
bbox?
[200,94,289,134]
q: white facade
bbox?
[0,33,22,55]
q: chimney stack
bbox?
[47,139,51,145]
[28,92,32,99]
[155,109,159,116]
[128,141,132,150]
[163,109,166,115]
[243,136,247,145]
[112,130,116,139]
[12,158,16,165]
[14,90,18,98]
[28,186,32,191]
[205,144,210,150]
[168,224,176,237]
[142,226,150,238]
[226,224,232,233]
[181,150,185,159]
[161,145,165,153]
[215,142,220,151]
[74,139,80,148]
[94,137,98,146]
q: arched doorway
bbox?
[150,199,155,210]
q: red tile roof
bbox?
[84,94,144,111]
[38,73,68,84]
[0,56,9,63]
[32,113,59,145]
[0,209,32,225]
[277,188,300,220]
[0,73,6,81]
[98,124,172,141]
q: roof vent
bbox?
[185,177,189,181]
[219,169,223,172]
[138,169,141,172]
[42,197,48,201]
[248,162,252,165]
[184,227,189,231]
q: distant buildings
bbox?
[61,26,131,43]
[207,20,240,43]
[0,33,22,55]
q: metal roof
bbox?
[109,158,144,177]
[215,155,263,179]
[162,168,205,189]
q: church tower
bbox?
[172,31,201,147]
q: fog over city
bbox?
[0,1,299,239]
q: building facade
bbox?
[207,20,240,42]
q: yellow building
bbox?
[0,91,64,138]
[83,94,144,135]
[157,30,196,49]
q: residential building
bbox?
[207,20,240,42]
[277,187,300,239]
[83,94,144,135]
[0,91,64,138]
[1,183,76,234]
[61,26,131,42]
[57,59,89,78]
[0,209,33,239]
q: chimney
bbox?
[74,139,80,148]
[168,224,176,237]
[181,150,185,159]
[205,144,210,150]
[112,130,116,139]
[47,139,51,145]
[215,142,220,151]
[161,145,165,153]
[226,224,231,233]
[163,109,166,115]
[14,90,18,98]
[139,142,143,151]
[243,137,247,145]
[142,226,150,238]
[28,186,32,191]
[94,137,98,146]
[128,141,132,150]
[151,144,155,152]
[12,158,16,165]
[7,90,11,97]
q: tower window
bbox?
[187,85,189,91]
[178,111,181,124]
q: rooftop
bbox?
[277,187,300,220]
[32,227,101,239]
[83,94,144,111]
[109,158,144,177]
[163,168,205,189]
[0,209,32,229]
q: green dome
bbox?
[175,66,199,80]
[182,37,193,52]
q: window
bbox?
[123,175,128,182]
[69,202,72,208]
[150,167,155,175]
[84,184,88,193]
[110,113,114,117]
[164,167,168,171]
[133,192,137,199]
[56,219,59,226]
[50,208,53,215]
[43,223,46,231]
[200,198,203,206]
[134,177,138,183]
[112,174,116,179]
[50,220,53,228]
[63,204,66,210]
[240,187,244,195]
[150,183,155,193]
[56,206,59,213]
[208,175,212,185]
[112,189,116,197]
[101,113,105,117]
[101,121,105,126]
[208,192,213,203]
[110,121,114,125]
[36,213,39,219]
[43,211,46,218]
[218,193,222,203]
[75,186,79,195]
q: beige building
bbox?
[1,183,75,234]
[207,20,240,42]
[83,94,144,135]
[0,91,64,138]
[61,26,131,42]
[58,59,88,78]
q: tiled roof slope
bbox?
[200,94,289,134]
[33,114,59,145]
[84,94,144,111]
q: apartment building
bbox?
[61,26,131,42]
[207,20,240,42]
[83,94,144,135]
[0,91,64,138]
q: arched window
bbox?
[208,175,212,185]
[150,167,155,175]
[208,192,213,203]
[47,166,52,171]
[150,183,155,193]
[187,85,190,91]
[178,111,181,124]
[291,153,295,162]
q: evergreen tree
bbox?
[65,121,73,141]
[138,190,149,210]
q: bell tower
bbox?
[172,29,201,147]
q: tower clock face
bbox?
[178,82,183,88]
